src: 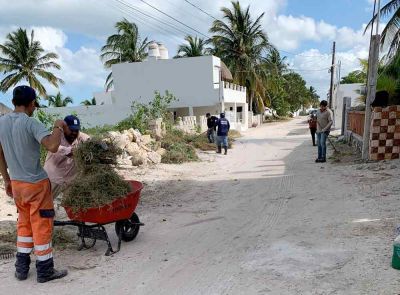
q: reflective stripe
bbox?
[17,247,33,254]
[34,243,52,251]
[17,236,33,243]
[36,252,53,261]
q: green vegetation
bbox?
[366,0,400,59]
[101,18,150,90]
[175,35,210,58]
[0,28,63,97]
[81,97,97,106]
[62,139,131,212]
[47,92,73,107]
[116,91,176,133]
[208,1,319,115]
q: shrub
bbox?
[117,91,177,133]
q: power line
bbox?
[113,0,193,36]
[108,1,184,44]
[279,49,332,58]
[183,0,218,21]
[137,0,210,38]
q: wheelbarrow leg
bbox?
[104,225,122,256]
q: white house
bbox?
[333,83,364,131]
[46,43,248,131]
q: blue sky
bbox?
[0,0,379,107]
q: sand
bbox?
[1,117,400,294]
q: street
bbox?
[1,118,399,294]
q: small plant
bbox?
[34,109,58,130]
[116,91,177,133]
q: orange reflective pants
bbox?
[12,179,54,261]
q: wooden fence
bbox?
[348,111,365,137]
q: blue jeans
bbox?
[216,135,228,148]
[317,132,328,160]
[207,128,216,143]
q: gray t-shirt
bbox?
[0,112,51,183]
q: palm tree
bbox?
[81,97,96,106]
[101,19,150,91]
[209,1,272,112]
[175,35,209,58]
[264,49,288,76]
[0,28,63,96]
[47,92,73,107]
[366,0,400,58]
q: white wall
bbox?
[94,91,114,105]
[44,105,131,128]
[112,55,221,109]
[334,83,364,131]
[222,86,246,104]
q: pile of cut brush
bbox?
[61,138,131,213]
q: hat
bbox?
[64,115,81,131]
[220,112,225,118]
[12,86,39,107]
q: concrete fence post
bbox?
[341,96,351,135]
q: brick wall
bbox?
[369,105,400,160]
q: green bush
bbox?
[116,91,177,133]
[160,129,198,163]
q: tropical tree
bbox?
[264,49,288,76]
[209,1,272,112]
[81,97,96,106]
[366,0,400,59]
[175,35,209,58]
[340,70,366,84]
[47,92,73,107]
[308,86,320,107]
[101,19,150,91]
[0,28,63,96]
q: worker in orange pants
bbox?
[0,86,68,283]
[13,180,55,280]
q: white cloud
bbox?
[0,0,373,103]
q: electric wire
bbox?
[182,0,219,21]
[138,0,210,38]
[112,0,193,36]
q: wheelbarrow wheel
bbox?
[115,212,140,242]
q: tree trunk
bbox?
[249,90,254,112]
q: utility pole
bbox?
[329,41,336,108]
[362,0,381,160]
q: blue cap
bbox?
[13,86,38,107]
[64,115,81,131]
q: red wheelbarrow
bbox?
[54,180,144,256]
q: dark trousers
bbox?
[310,128,316,146]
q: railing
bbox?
[348,111,365,136]
[222,81,246,92]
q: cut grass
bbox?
[160,128,241,162]
[0,227,76,251]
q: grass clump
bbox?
[62,169,131,212]
[160,129,199,163]
[61,139,131,213]
[73,138,121,171]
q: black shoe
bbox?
[37,269,68,283]
[224,147,227,155]
[216,146,222,154]
[15,271,28,281]
[320,158,326,163]
[315,158,321,163]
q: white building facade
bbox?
[333,83,364,131]
[46,46,248,131]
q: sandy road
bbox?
[1,117,400,294]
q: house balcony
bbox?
[221,81,247,104]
